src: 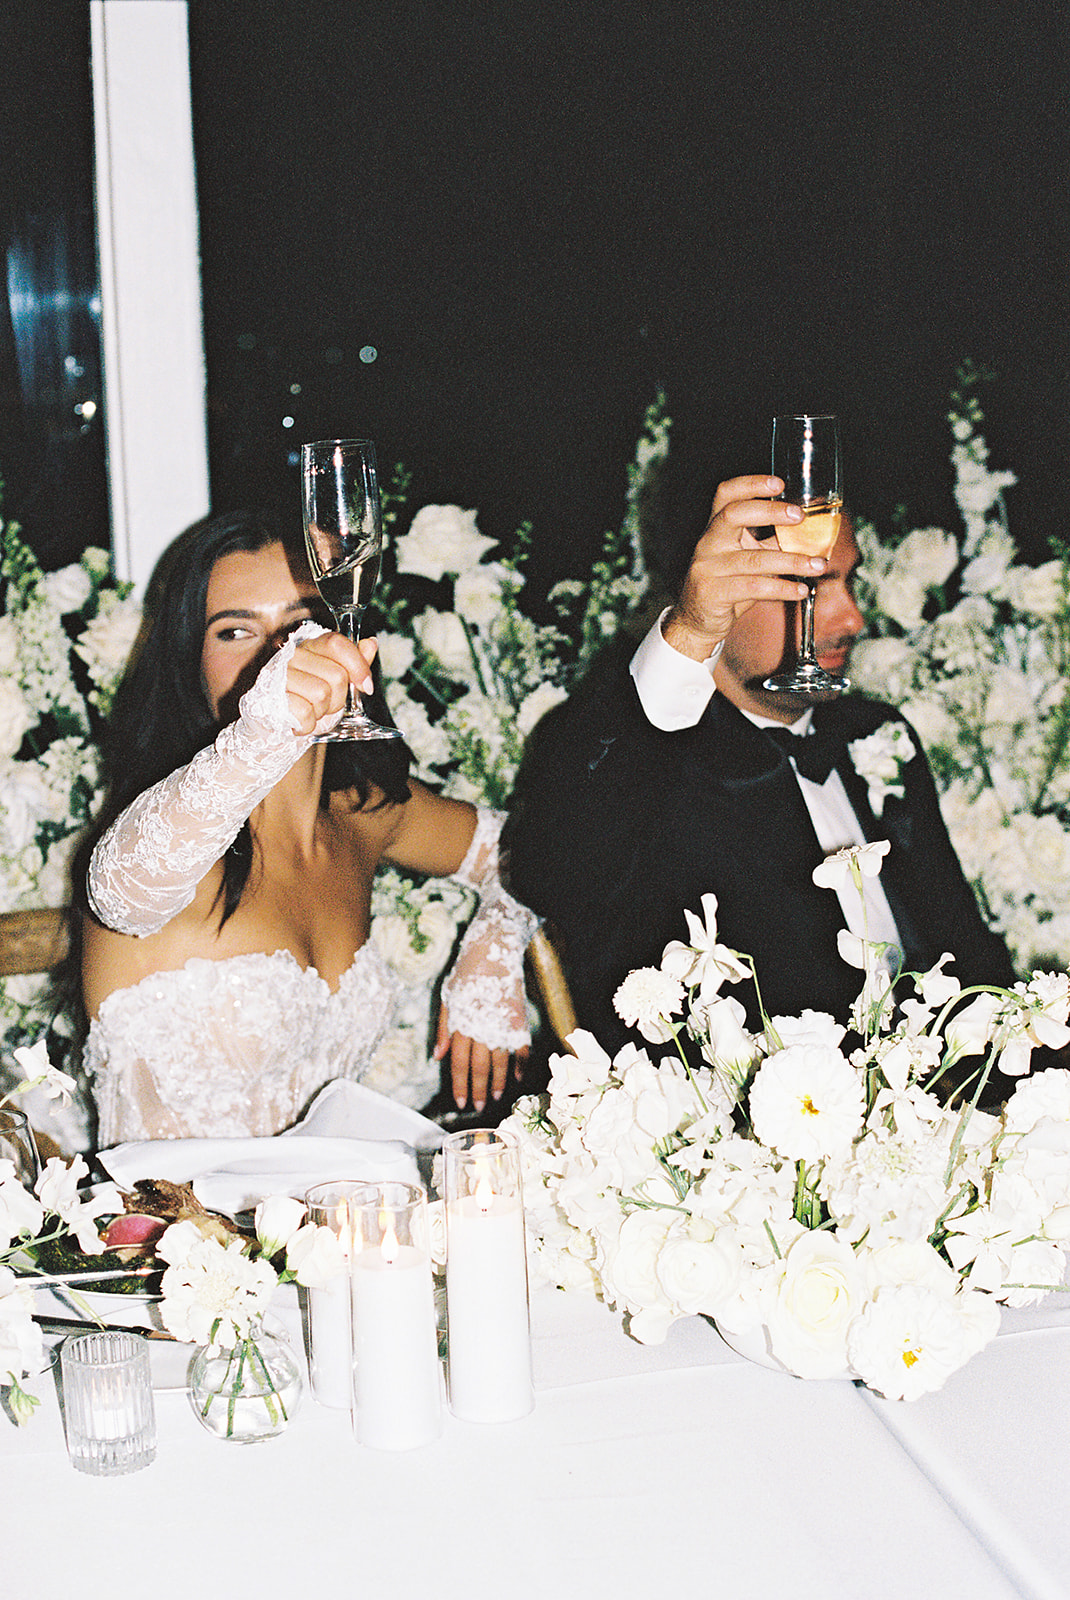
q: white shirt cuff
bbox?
[629,610,722,731]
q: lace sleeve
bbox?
[87,624,325,936]
[439,807,541,1051]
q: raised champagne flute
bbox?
[301,438,402,742]
[763,413,848,696]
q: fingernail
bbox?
[473,1099,485,1114]
[491,1086,503,1101]
[455,1094,466,1110]
[786,504,803,520]
[766,476,780,491]
[808,556,827,571]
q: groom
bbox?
[507,474,1015,1056]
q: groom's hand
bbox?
[663,475,827,662]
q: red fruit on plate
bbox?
[102,1213,168,1250]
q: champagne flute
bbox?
[763,413,848,696]
[301,438,403,742]
[0,1106,41,1187]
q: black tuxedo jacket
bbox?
[507,653,1015,1053]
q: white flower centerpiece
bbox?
[0,1045,345,1432]
[503,844,1070,1400]
[851,362,1070,975]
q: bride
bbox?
[74,509,537,1146]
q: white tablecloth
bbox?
[5,1285,1069,1600]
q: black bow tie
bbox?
[764,723,845,785]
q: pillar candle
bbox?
[444,1130,533,1423]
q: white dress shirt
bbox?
[629,613,900,955]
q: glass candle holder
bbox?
[304,1179,363,1410]
[60,1330,156,1475]
[0,1106,40,1185]
[348,1181,442,1450]
[443,1129,533,1423]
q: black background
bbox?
[187,0,1067,594]
[0,1,1065,585]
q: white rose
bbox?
[846,636,917,701]
[414,608,474,676]
[655,1225,742,1317]
[372,900,458,986]
[74,596,141,679]
[517,682,567,737]
[41,563,92,614]
[891,526,959,590]
[454,563,514,628]
[394,505,496,581]
[765,1232,866,1379]
[384,688,451,770]
[376,631,415,680]
[0,681,34,760]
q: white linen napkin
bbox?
[99,1079,444,1213]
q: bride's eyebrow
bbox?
[205,598,318,628]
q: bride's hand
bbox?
[285,633,378,738]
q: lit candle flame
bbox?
[380,1208,400,1264]
[474,1171,495,1213]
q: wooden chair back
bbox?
[0,908,69,977]
[525,924,577,1051]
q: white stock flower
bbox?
[612,967,684,1044]
[74,596,141,682]
[394,505,496,581]
[0,680,34,760]
[749,1044,865,1164]
[847,1284,999,1400]
[766,1231,866,1379]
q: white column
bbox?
[90,0,209,594]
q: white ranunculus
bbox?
[765,1231,866,1378]
[41,563,93,614]
[414,608,474,676]
[454,563,514,627]
[517,682,568,737]
[363,1025,437,1108]
[0,680,34,760]
[848,1283,999,1400]
[376,631,416,680]
[394,505,496,581]
[749,1044,865,1163]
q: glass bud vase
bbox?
[188,1323,303,1444]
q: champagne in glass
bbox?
[763,413,848,696]
[301,438,402,742]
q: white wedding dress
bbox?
[84,623,537,1147]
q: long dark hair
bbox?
[72,507,411,928]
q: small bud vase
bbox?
[188,1322,303,1443]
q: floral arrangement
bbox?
[0,1043,342,1428]
[851,363,1070,975]
[0,519,142,1135]
[504,843,1070,1400]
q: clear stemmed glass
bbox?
[300,438,402,742]
[0,1106,41,1186]
[763,413,848,697]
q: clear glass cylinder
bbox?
[348,1180,442,1450]
[443,1129,533,1423]
[304,1178,364,1410]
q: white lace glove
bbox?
[439,807,540,1053]
[87,623,326,936]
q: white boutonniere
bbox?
[848,721,916,816]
